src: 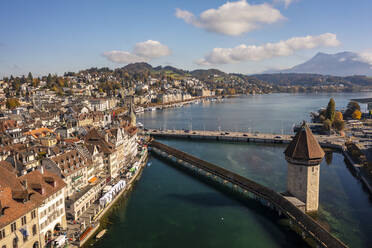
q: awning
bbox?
[88,177,98,184]
[72,175,82,182]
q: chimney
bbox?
[23,180,28,190]
[105,133,109,142]
[40,166,44,174]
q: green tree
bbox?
[6,98,20,109]
[323,119,332,131]
[47,73,52,85]
[333,119,345,131]
[27,72,33,83]
[325,98,336,122]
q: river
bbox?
[96,93,372,248]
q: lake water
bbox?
[97,93,372,248]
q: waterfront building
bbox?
[0,167,42,248]
[284,122,325,212]
[0,166,67,248]
[21,168,67,248]
[42,149,91,198]
[84,128,119,179]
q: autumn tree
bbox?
[345,101,360,118]
[335,111,343,121]
[352,110,362,120]
[6,98,20,109]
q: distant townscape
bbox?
[1,58,372,112]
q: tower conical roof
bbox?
[284,122,325,165]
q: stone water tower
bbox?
[284,122,325,212]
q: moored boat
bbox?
[96,229,107,239]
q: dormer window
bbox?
[44,177,57,187]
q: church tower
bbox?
[129,97,136,127]
[284,122,325,212]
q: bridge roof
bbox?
[284,122,325,163]
[350,98,372,104]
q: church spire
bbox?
[129,97,136,127]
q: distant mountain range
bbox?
[78,56,372,89]
[265,52,372,76]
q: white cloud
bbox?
[197,33,340,65]
[175,0,285,36]
[274,0,297,8]
[133,40,171,58]
[357,52,372,65]
[103,40,171,64]
[103,51,148,64]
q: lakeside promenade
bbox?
[67,148,148,247]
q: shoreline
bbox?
[78,149,148,247]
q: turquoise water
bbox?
[159,139,372,247]
[97,93,372,248]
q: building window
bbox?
[12,238,18,248]
[11,222,16,233]
[0,229,5,239]
[2,245,6,248]
[31,210,36,219]
[21,216,27,226]
[32,225,37,236]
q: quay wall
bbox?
[150,140,348,248]
[80,150,148,247]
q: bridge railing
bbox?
[150,140,348,248]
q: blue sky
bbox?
[1,0,371,77]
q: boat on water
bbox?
[96,229,107,239]
[137,122,144,128]
[135,107,144,113]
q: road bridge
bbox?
[146,129,345,149]
[149,140,348,248]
